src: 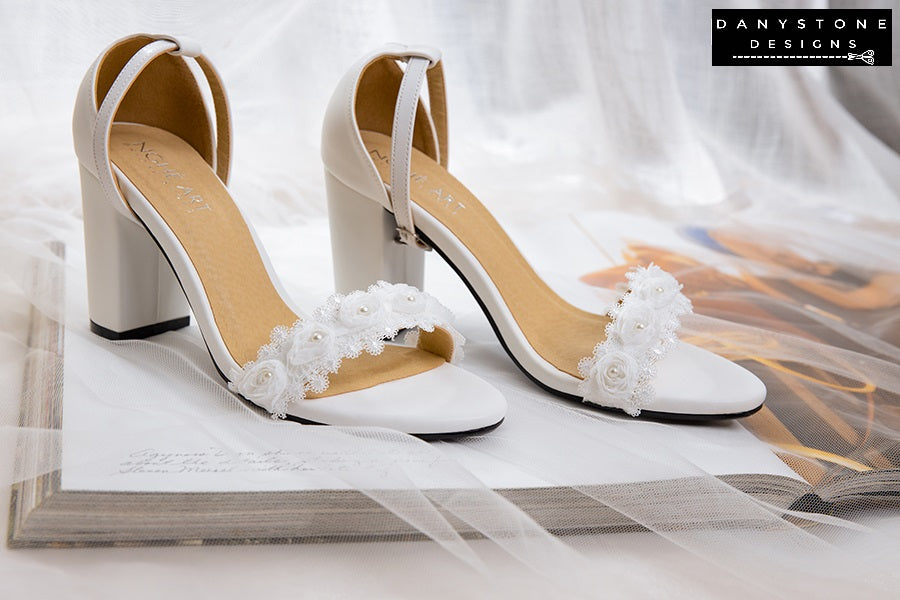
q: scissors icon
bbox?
[847,49,875,65]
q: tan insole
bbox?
[109,123,444,399]
[362,130,608,377]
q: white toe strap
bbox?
[228,282,464,418]
[577,264,693,416]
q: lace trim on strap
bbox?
[577,264,693,417]
[228,281,464,419]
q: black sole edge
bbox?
[282,413,506,441]
[630,403,764,423]
[90,316,190,340]
[416,227,764,423]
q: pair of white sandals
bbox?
[73,35,766,438]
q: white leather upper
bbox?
[285,362,507,434]
[72,34,232,224]
[321,44,447,247]
[92,39,180,223]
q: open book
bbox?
[10,212,899,546]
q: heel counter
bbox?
[73,56,101,175]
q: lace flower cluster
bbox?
[228,281,464,418]
[577,264,692,416]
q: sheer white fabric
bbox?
[1,1,899,598]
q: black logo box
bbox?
[712,9,891,66]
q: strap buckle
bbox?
[394,226,432,251]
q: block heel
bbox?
[80,164,190,339]
[325,170,425,294]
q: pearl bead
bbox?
[259,370,271,382]
[609,366,619,375]
[358,305,369,314]
[635,322,645,330]
[310,332,323,342]
[655,286,665,293]
[406,294,417,302]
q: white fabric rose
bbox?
[609,302,660,350]
[233,359,288,412]
[390,284,427,314]
[633,268,681,309]
[338,291,384,328]
[588,350,638,403]
[231,282,464,418]
[287,322,335,367]
[579,265,691,416]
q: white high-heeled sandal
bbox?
[321,44,766,420]
[73,34,506,437]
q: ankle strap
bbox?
[91,35,232,224]
[386,46,447,248]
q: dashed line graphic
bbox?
[734,55,844,59]
[731,49,875,64]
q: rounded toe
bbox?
[649,341,766,418]
[286,362,507,436]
